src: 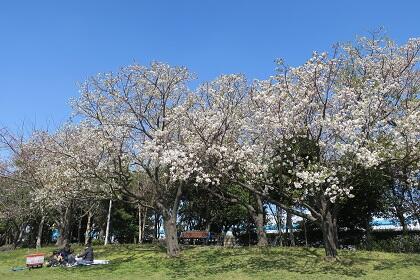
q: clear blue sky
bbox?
[1,0,419,132]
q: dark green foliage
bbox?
[363,234,420,253]
[109,200,138,243]
[179,186,249,233]
[338,166,391,230]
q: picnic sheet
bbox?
[75,258,109,265]
[92,260,109,265]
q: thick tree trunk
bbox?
[253,194,268,247]
[14,222,26,247]
[36,216,45,249]
[55,227,66,246]
[56,206,71,246]
[319,195,338,259]
[253,213,268,246]
[321,213,338,258]
[161,183,183,257]
[163,214,180,257]
[16,225,25,245]
[85,211,92,245]
[104,200,112,245]
[286,210,295,246]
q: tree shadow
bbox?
[67,245,419,279]
[93,254,137,271]
[373,256,420,271]
[69,244,166,274]
[148,247,371,278]
[94,244,165,256]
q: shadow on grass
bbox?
[75,254,138,273]
[65,244,166,275]
[66,245,419,279]
[95,244,166,256]
[141,246,370,279]
[373,256,420,271]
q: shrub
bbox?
[364,235,420,253]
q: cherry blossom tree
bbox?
[0,129,49,247]
[73,62,193,256]
[2,34,411,258]
[247,36,420,258]
[150,36,420,258]
[4,123,116,246]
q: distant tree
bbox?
[337,166,390,243]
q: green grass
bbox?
[0,244,419,279]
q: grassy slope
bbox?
[0,244,419,280]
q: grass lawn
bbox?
[0,244,419,280]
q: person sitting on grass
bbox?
[76,242,94,265]
[45,250,61,267]
[46,243,74,267]
[60,243,76,265]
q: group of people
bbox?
[46,242,94,267]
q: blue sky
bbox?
[1,0,419,132]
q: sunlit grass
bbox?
[0,244,419,279]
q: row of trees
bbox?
[1,35,419,258]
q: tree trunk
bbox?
[163,214,180,257]
[253,213,268,246]
[253,194,268,246]
[104,200,112,245]
[365,216,372,249]
[77,219,82,244]
[392,185,408,235]
[138,205,143,244]
[397,211,408,235]
[320,196,338,259]
[303,219,308,247]
[142,208,147,241]
[161,183,183,257]
[56,206,71,246]
[85,211,92,245]
[286,210,295,246]
[276,205,283,246]
[14,222,26,247]
[154,213,160,240]
[36,216,45,249]
[321,213,337,258]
